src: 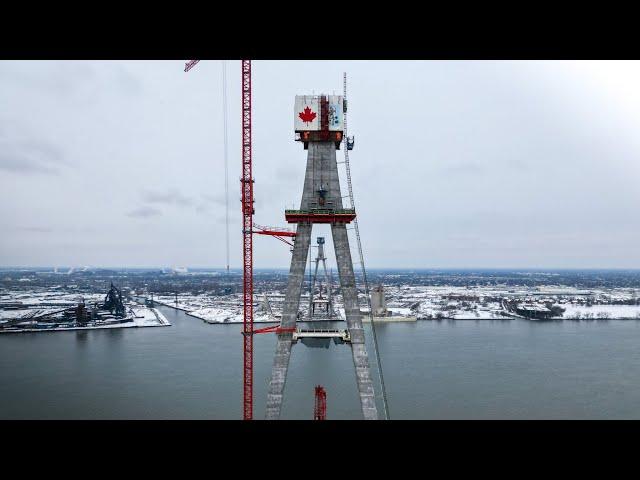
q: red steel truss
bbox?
[241,59,254,420]
[253,324,296,335]
[253,223,297,247]
[314,386,327,420]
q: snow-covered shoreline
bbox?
[149,285,640,324]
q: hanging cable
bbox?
[342,72,390,420]
[222,60,230,274]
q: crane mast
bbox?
[314,386,327,420]
[184,59,254,420]
[241,59,254,420]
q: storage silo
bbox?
[370,284,388,317]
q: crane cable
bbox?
[342,72,390,420]
[222,61,230,274]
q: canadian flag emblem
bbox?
[298,106,317,124]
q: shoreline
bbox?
[0,307,170,334]
[153,302,640,324]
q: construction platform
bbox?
[291,328,351,348]
[285,208,356,224]
[293,328,350,342]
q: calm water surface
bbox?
[2,306,640,419]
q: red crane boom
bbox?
[184,60,200,72]
[253,223,296,247]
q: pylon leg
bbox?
[265,223,312,419]
[332,223,378,420]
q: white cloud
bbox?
[1,60,640,268]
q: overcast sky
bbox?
[1,60,639,269]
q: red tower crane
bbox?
[314,385,327,420]
[240,59,254,420]
[185,59,255,420]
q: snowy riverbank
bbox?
[0,306,170,334]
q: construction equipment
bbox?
[240,60,254,420]
[253,223,296,247]
[185,59,255,420]
[346,136,355,150]
[314,386,327,420]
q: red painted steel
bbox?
[296,131,343,143]
[255,233,294,247]
[277,326,296,334]
[314,386,327,420]
[241,59,254,420]
[253,324,280,334]
[285,212,356,224]
[253,223,296,247]
[185,59,255,420]
[319,96,329,141]
[254,229,297,237]
[254,325,297,335]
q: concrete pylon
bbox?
[265,139,378,420]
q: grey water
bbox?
[2,306,640,419]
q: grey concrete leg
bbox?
[264,332,294,419]
[265,223,312,420]
[332,224,378,420]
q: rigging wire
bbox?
[342,72,390,420]
[222,61,230,274]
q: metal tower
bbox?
[308,237,335,320]
[265,94,378,420]
[240,60,254,420]
[184,59,255,419]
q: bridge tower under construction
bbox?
[265,93,378,420]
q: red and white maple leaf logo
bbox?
[298,106,317,124]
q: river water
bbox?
[2,305,640,419]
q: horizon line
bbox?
[3,266,640,272]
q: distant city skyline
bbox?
[2,60,640,269]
